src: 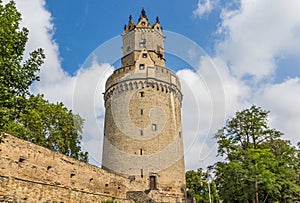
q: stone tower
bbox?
[102,9,186,201]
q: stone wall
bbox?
[0,176,132,203]
[0,133,134,202]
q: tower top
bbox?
[123,8,162,34]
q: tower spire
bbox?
[141,8,147,18]
[129,14,132,22]
[138,8,148,21]
[156,16,160,24]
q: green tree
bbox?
[214,106,300,203]
[0,0,44,132]
[186,168,220,203]
[0,1,88,162]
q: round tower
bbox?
[102,9,186,201]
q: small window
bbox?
[141,169,144,178]
[139,64,145,70]
[142,53,147,58]
[140,130,143,136]
[152,124,157,131]
[127,46,130,52]
[140,148,143,155]
[140,40,146,47]
[140,91,145,97]
[179,131,182,138]
[141,21,146,26]
[141,109,144,115]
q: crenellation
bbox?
[104,79,182,107]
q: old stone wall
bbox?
[0,134,135,202]
[0,176,132,203]
[0,134,187,203]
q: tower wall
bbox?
[102,10,186,202]
[103,65,185,197]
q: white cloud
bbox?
[8,0,300,171]
[9,0,114,166]
[177,56,250,169]
[217,0,300,80]
[10,0,66,84]
[214,0,300,148]
[193,0,217,18]
[188,0,300,170]
[254,78,300,145]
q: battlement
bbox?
[104,65,182,105]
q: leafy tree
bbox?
[186,168,219,203]
[0,1,88,162]
[0,0,44,132]
[214,106,300,203]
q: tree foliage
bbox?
[214,106,300,203]
[186,168,219,203]
[0,1,88,162]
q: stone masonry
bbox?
[102,9,186,202]
[0,133,135,202]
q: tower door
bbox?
[149,175,157,190]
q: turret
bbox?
[122,9,165,67]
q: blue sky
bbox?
[45,0,220,73]
[7,0,300,170]
[45,0,300,82]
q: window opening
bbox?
[139,64,145,70]
[140,39,146,47]
[152,124,157,131]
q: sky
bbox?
[5,0,300,170]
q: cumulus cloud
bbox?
[9,0,300,171]
[214,0,300,147]
[186,0,300,169]
[254,78,300,145]
[9,0,114,166]
[217,0,300,81]
[193,0,217,18]
[9,0,66,84]
[177,56,250,170]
